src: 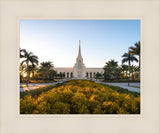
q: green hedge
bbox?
[101,84,140,97]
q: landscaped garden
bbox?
[20,80,140,114]
[20,41,140,87]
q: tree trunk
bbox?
[20,75,23,83]
[32,71,35,80]
[43,72,46,82]
[128,61,130,86]
[26,62,29,87]
[122,71,124,79]
[26,72,29,87]
[126,71,127,79]
[132,72,134,80]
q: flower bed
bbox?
[20,80,140,114]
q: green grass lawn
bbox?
[20,80,140,114]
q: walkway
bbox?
[20,79,140,93]
[96,81,140,93]
[20,80,66,92]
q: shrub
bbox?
[36,101,51,114]
[20,80,140,114]
[71,92,89,114]
[51,102,70,114]
[20,95,37,114]
[102,101,120,114]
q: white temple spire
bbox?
[78,40,81,57]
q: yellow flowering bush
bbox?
[20,95,37,114]
[20,80,140,114]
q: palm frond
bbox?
[122,58,128,64]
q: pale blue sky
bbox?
[20,20,140,67]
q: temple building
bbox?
[54,40,104,79]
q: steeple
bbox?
[73,40,86,78]
[78,40,81,57]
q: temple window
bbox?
[78,60,81,70]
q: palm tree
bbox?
[30,64,39,80]
[25,65,34,81]
[20,64,26,83]
[134,66,140,80]
[20,48,25,58]
[39,61,53,82]
[114,67,122,80]
[129,41,140,80]
[103,59,118,81]
[107,59,118,67]
[48,69,57,80]
[122,52,138,86]
[20,49,39,86]
[129,65,136,80]
[121,64,128,79]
